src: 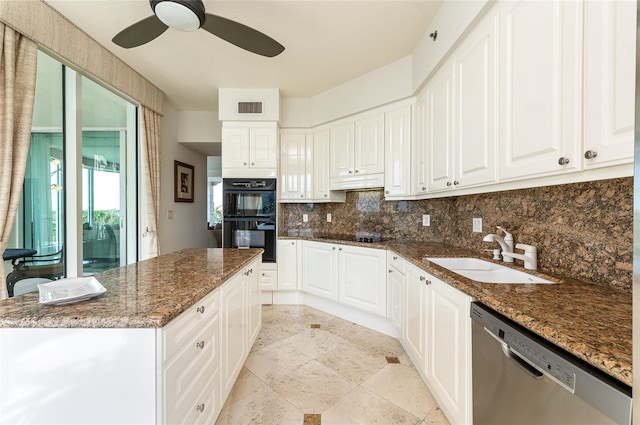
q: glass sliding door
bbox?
[5,50,139,296]
[81,78,132,275]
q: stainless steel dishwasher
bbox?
[470,302,632,425]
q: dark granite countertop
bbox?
[0,248,263,329]
[280,234,632,387]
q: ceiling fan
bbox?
[112,0,285,57]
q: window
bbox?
[6,51,139,294]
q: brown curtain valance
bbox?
[0,0,164,114]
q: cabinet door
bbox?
[411,94,429,196]
[498,0,582,179]
[338,245,387,317]
[386,265,404,332]
[301,240,338,300]
[329,123,354,178]
[279,132,307,201]
[277,240,299,290]
[354,114,385,175]
[427,277,472,425]
[427,62,456,192]
[455,14,497,188]
[250,126,278,169]
[384,106,412,198]
[247,262,261,346]
[221,127,250,169]
[583,0,635,169]
[220,273,247,403]
[403,264,427,372]
[312,129,332,201]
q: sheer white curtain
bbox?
[0,24,38,299]
[141,106,161,258]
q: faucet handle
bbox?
[496,226,513,240]
[484,249,501,260]
[515,243,536,253]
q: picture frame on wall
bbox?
[174,160,194,202]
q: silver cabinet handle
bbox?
[300,194,304,198]
[324,194,328,197]
[385,190,390,194]
[388,269,393,274]
[291,242,295,245]
[420,276,426,281]
[355,169,359,173]
[243,162,247,166]
[558,157,570,165]
[196,306,205,314]
[332,247,336,250]
[196,403,205,412]
[446,182,452,187]
[348,170,353,174]
[584,150,598,159]
[251,162,255,166]
[196,341,205,349]
[453,181,459,186]
[393,256,398,260]
[339,247,342,251]
[422,186,426,191]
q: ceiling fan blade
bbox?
[112,15,169,48]
[202,14,284,57]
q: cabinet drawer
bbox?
[388,251,406,275]
[163,316,219,425]
[162,289,219,362]
[177,373,219,425]
[260,263,278,291]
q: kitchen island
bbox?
[0,248,264,425]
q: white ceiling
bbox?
[44,0,443,111]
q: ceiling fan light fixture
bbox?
[152,0,204,32]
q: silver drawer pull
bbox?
[196,341,205,349]
[196,403,205,412]
[196,306,205,314]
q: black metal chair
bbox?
[6,250,64,297]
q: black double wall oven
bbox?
[222,178,276,262]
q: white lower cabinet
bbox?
[386,252,405,333]
[338,245,387,316]
[400,262,472,425]
[260,262,278,291]
[426,276,472,425]
[403,263,428,371]
[301,240,339,300]
[301,241,387,317]
[277,239,300,290]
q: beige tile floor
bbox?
[216,305,450,425]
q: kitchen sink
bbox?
[425,257,554,284]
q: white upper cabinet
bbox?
[583,0,636,169]
[279,131,310,201]
[330,114,385,190]
[222,122,278,177]
[384,105,412,198]
[427,62,456,192]
[279,129,345,203]
[497,0,582,180]
[454,13,497,188]
[354,114,385,176]
[329,123,355,179]
[411,94,429,196]
[428,9,498,193]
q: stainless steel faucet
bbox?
[482,226,514,263]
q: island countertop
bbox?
[281,234,632,387]
[0,248,263,329]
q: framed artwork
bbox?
[174,160,194,202]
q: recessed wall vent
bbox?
[238,101,263,114]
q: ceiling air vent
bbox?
[238,101,263,114]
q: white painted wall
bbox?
[178,110,221,143]
[159,102,208,254]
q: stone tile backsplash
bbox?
[279,177,632,292]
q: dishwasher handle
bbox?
[485,327,544,380]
